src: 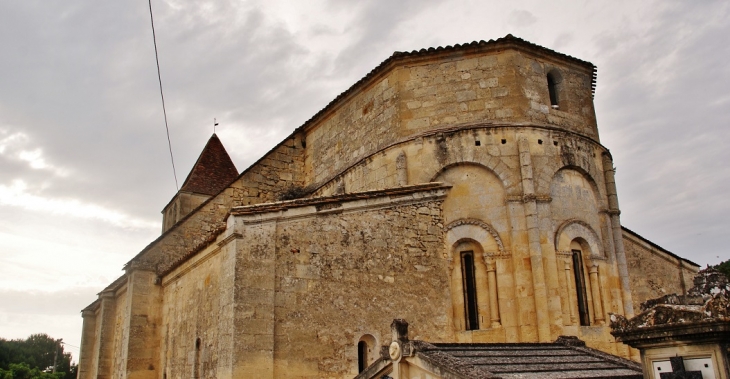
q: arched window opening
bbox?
[461,251,479,330]
[194,338,202,379]
[572,250,590,326]
[357,335,376,373]
[547,72,560,108]
[357,341,368,373]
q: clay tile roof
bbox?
[179,134,238,196]
[418,341,642,379]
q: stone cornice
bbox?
[506,194,552,203]
[311,122,608,196]
[230,183,449,225]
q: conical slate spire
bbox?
[179,134,238,196]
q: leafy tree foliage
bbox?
[715,258,730,279]
[0,335,76,379]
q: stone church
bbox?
[77,35,698,379]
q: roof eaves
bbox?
[229,182,449,216]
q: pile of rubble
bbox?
[610,267,729,333]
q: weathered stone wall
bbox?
[312,127,606,201]
[227,189,451,378]
[159,245,228,379]
[397,50,597,140]
[623,230,698,310]
[304,47,596,190]
[305,70,401,185]
[161,192,210,233]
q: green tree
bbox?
[714,258,730,279]
[0,335,75,379]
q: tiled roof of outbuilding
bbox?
[179,133,238,196]
[357,336,642,379]
[415,339,642,379]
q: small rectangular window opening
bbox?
[461,251,479,330]
[572,250,590,326]
[547,73,559,108]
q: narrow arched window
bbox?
[357,340,368,373]
[194,338,202,379]
[572,250,590,326]
[547,72,560,108]
[461,251,479,330]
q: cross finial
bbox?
[658,357,704,379]
[214,118,219,133]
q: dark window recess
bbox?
[501,139,506,144]
[547,73,559,107]
[554,141,559,146]
[194,338,202,379]
[475,140,481,146]
[461,251,479,330]
[572,250,590,326]
[357,341,368,373]
[538,139,543,145]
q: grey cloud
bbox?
[329,0,446,79]
[507,10,537,28]
[595,0,730,265]
[0,288,99,316]
[553,33,574,51]
[0,0,327,221]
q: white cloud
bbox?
[0,129,69,176]
[0,179,158,229]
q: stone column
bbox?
[486,260,501,328]
[588,264,605,325]
[517,136,551,342]
[123,268,162,379]
[564,261,577,325]
[93,290,116,379]
[602,153,634,318]
[232,222,276,378]
[77,309,97,379]
[446,257,466,331]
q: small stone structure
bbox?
[77,35,699,378]
[356,319,643,378]
[611,268,730,379]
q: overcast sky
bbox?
[0,0,728,362]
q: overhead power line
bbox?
[147,0,179,190]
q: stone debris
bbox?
[610,268,729,333]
